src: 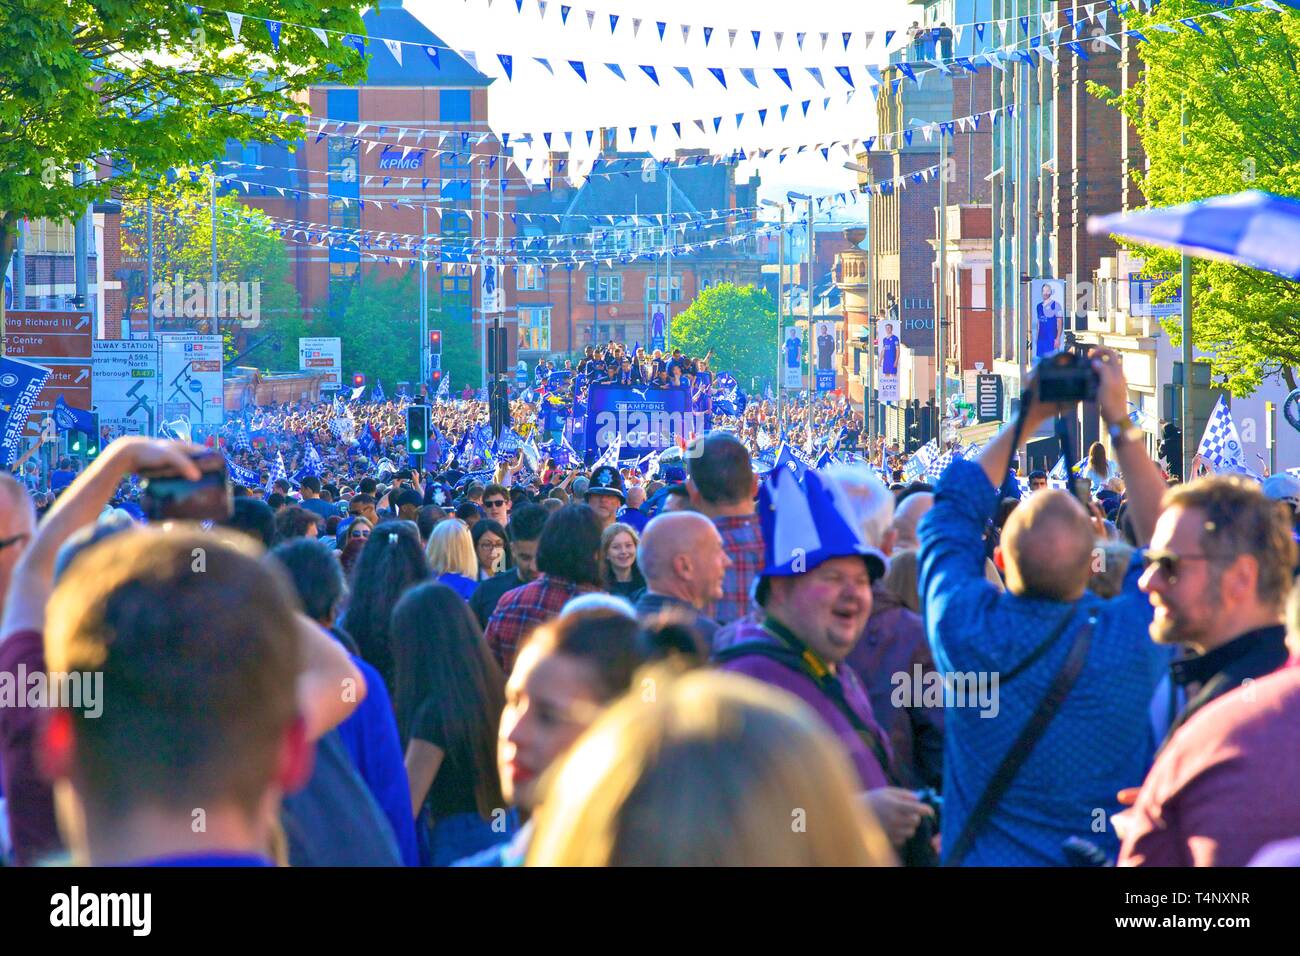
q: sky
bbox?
[406,0,920,214]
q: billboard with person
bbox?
[1031,278,1067,359]
[876,318,901,404]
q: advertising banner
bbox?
[585,383,702,463]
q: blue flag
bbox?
[0,356,52,466]
[225,456,262,488]
[54,394,96,434]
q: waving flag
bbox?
[225,456,261,488]
[1049,456,1068,480]
[235,418,253,451]
[266,451,288,492]
[592,431,622,471]
[54,395,96,434]
[435,375,451,402]
[713,373,748,417]
[1198,395,1258,477]
[302,441,324,477]
[371,382,386,403]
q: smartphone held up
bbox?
[138,450,234,523]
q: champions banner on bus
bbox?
[584,384,704,464]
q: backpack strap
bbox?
[943,613,1096,867]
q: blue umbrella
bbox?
[1088,190,1300,282]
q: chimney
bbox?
[549,151,569,181]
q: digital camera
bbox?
[1036,348,1099,405]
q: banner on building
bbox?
[814,320,837,393]
[585,383,703,463]
[876,318,901,404]
[975,372,1004,424]
[1030,278,1067,359]
[1129,273,1181,318]
[650,302,669,352]
[299,336,342,391]
[482,258,504,313]
[782,325,803,389]
[160,333,224,426]
[92,340,160,439]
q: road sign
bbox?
[160,333,224,426]
[93,340,160,437]
[298,336,342,391]
[2,310,93,360]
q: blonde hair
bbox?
[526,669,895,867]
[425,518,478,578]
[600,521,640,558]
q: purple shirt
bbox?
[714,617,891,791]
[1120,664,1300,867]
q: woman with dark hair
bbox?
[483,503,604,674]
[342,520,429,691]
[455,608,702,866]
[335,515,373,577]
[471,519,508,581]
[391,582,512,866]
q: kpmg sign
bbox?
[378,149,424,171]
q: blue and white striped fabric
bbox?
[302,441,323,477]
[266,451,288,492]
[1089,190,1300,281]
[1197,395,1255,476]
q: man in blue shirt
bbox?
[918,346,1168,865]
[879,323,901,377]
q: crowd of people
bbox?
[3,340,1300,868]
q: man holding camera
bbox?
[917,347,1168,866]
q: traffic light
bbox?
[430,369,443,389]
[406,403,430,456]
[429,329,442,354]
[353,372,366,388]
[85,411,101,460]
[68,430,85,455]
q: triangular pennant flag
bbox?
[311,26,329,47]
[801,99,811,117]
[264,19,282,51]
[704,26,713,45]
[675,66,694,87]
[807,67,824,87]
[681,24,690,43]
[424,45,440,68]
[820,31,830,50]
[797,31,806,49]
[780,103,789,121]
[753,30,762,48]
[497,53,512,78]
[835,66,854,87]
[886,30,896,46]
[225,11,243,41]
[609,13,618,33]
[729,29,739,47]
[740,67,758,88]
[383,37,404,65]
[561,4,570,24]
[708,67,727,88]
[843,31,852,50]
[775,31,784,49]
[632,17,641,37]
[758,108,768,126]
[587,10,595,29]
[534,56,554,74]
[713,116,722,133]
[672,121,681,137]
[640,65,659,84]
[605,63,625,80]
[774,67,791,89]
[569,60,587,81]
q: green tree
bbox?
[119,169,303,349]
[1093,2,1300,395]
[428,279,482,393]
[671,283,778,387]
[0,0,366,345]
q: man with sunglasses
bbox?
[916,347,1169,866]
[1137,477,1296,748]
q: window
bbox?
[328,197,359,234]
[517,306,552,352]
[442,212,471,239]
[645,275,682,302]
[591,228,632,255]
[329,262,359,316]
[327,136,358,185]
[970,267,987,310]
[586,275,623,303]
[440,90,472,124]
[637,227,665,250]
[516,264,545,291]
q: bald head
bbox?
[892,493,934,550]
[638,511,731,609]
[999,490,1095,601]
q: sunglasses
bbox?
[484,499,507,508]
[1140,550,1215,583]
[350,528,371,539]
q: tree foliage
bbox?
[0,0,366,336]
[671,282,778,388]
[1094,2,1300,394]
[118,168,302,341]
